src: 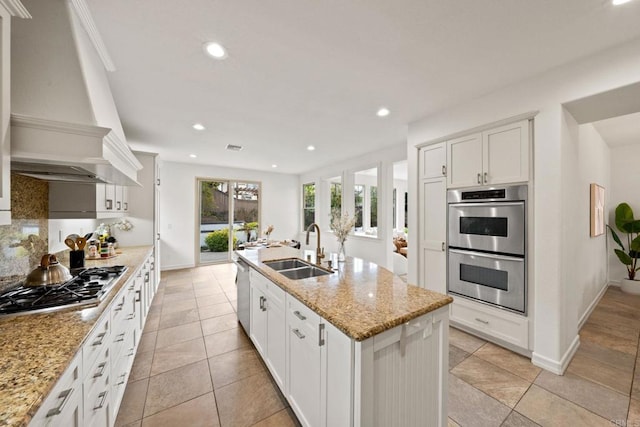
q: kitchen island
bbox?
[236,247,453,427]
[0,246,154,427]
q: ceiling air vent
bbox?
[225,144,243,152]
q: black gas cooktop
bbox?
[0,265,127,316]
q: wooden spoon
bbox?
[64,238,77,251]
[76,237,87,251]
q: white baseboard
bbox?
[578,282,610,329]
[161,263,195,271]
[532,334,580,375]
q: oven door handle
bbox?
[448,201,524,208]
[448,249,524,262]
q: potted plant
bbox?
[608,202,640,294]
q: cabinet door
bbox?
[483,120,529,185]
[266,285,286,391]
[250,284,268,357]
[287,318,321,427]
[104,184,116,212]
[447,133,482,188]
[115,185,124,212]
[122,186,129,212]
[419,178,447,293]
[420,142,446,180]
[0,7,11,225]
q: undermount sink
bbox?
[264,258,332,280]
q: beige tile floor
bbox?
[116,264,640,426]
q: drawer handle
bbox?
[93,391,108,410]
[484,172,488,184]
[293,310,306,321]
[117,373,127,385]
[92,332,106,346]
[441,165,446,176]
[477,173,481,184]
[115,332,125,342]
[93,362,107,378]
[292,328,305,339]
[259,296,267,312]
[46,388,73,417]
[117,201,122,211]
[475,317,489,325]
[114,302,124,312]
[441,242,445,252]
[127,348,135,357]
[124,202,128,210]
[127,313,135,320]
[135,290,141,303]
[319,323,325,347]
[106,199,113,210]
[128,285,135,291]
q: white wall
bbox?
[407,37,640,373]
[562,119,611,326]
[393,179,408,231]
[609,144,640,283]
[48,219,98,254]
[160,161,299,270]
[298,143,406,269]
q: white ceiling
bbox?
[85,0,640,174]
[593,112,640,148]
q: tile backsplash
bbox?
[0,174,49,290]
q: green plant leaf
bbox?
[615,249,633,265]
[615,203,635,232]
[632,235,640,253]
[608,225,625,251]
[621,219,640,234]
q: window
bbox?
[354,184,364,230]
[370,186,377,228]
[303,183,315,230]
[330,181,342,212]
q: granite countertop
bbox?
[0,245,154,427]
[236,247,453,341]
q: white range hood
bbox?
[10,0,141,186]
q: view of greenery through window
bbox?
[354,184,364,229]
[370,186,377,228]
[330,182,342,212]
[199,180,260,263]
[303,183,315,230]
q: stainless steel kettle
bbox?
[25,254,73,287]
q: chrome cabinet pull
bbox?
[259,296,267,311]
[114,301,124,312]
[135,290,141,303]
[477,173,481,184]
[441,242,445,251]
[106,199,113,210]
[319,323,325,346]
[484,172,488,184]
[441,165,446,176]
[92,332,106,346]
[93,362,107,378]
[115,332,125,342]
[46,388,73,417]
[293,310,306,320]
[293,328,305,339]
[93,391,108,410]
[475,318,489,325]
[116,201,122,210]
[124,202,128,210]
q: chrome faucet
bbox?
[305,223,324,263]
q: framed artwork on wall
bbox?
[590,183,605,237]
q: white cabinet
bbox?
[450,296,529,350]
[250,270,286,390]
[48,183,132,219]
[0,4,14,225]
[419,142,447,294]
[286,295,322,427]
[30,350,83,427]
[447,120,529,188]
[420,142,447,179]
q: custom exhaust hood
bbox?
[10,0,142,186]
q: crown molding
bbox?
[11,113,111,137]
[0,0,31,18]
[69,0,116,72]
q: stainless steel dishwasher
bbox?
[234,257,250,333]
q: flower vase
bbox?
[338,241,346,262]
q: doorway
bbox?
[197,179,261,264]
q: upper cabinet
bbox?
[420,142,447,180]
[49,182,131,219]
[0,1,30,224]
[447,120,530,188]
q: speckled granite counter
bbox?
[236,247,453,341]
[0,246,153,427]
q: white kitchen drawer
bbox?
[450,297,529,349]
[83,347,110,427]
[83,314,110,374]
[250,269,269,294]
[287,294,320,334]
[30,351,83,426]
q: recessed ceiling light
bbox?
[307,145,315,151]
[271,164,278,168]
[203,42,228,59]
[376,107,390,117]
[192,123,205,131]
[612,0,632,5]
[189,154,197,158]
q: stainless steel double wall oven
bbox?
[447,185,527,314]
